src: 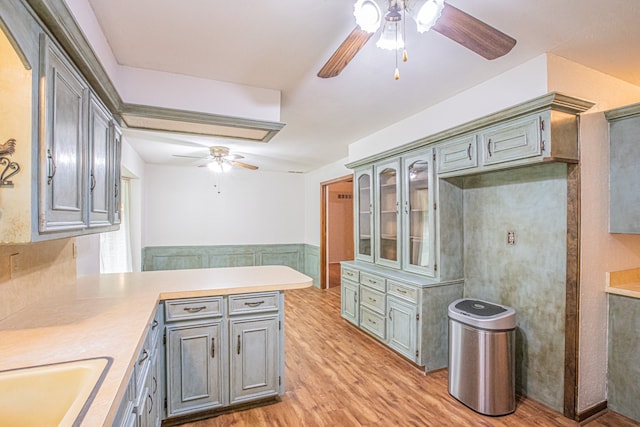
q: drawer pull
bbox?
[369,319,377,325]
[244,300,265,308]
[368,297,376,303]
[467,143,472,160]
[211,337,215,358]
[237,335,241,355]
[397,288,407,294]
[487,138,493,157]
[183,306,207,313]
[138,349,149,365]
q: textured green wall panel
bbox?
[608,294,640,422]
[460,163,568,412]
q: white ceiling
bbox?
[86,0,640,173]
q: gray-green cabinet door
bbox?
[166,321,224,417]
[230,316,279,404]
[387,296,418,362]
[88,95,112,227]
[401,149,436,277]
[354,167,374,262]
[375,158,402,269]
[609,115,640,233]
[111,124,123,225]
[39,35,88,232]
[341,280,359,325]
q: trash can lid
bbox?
[448,298,516,330]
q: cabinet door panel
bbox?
[88,96,111,227]
[341,280,359,325]
[40,36,88,232]
[387,297,418,362]
[402,150,436,276]
[230,316,279,404]
[375,159,401,268]
[481,116,541,166]
[355,167,374,262]
[166,321,224,417]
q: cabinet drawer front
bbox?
[360,306,386,340]
[360,286,386,313]
[165,297,223,321]
[437,135,478,173]
[481,116,541,165]
[228,292,279,315]
[360,272,386,292]
[387,281,418,304]
[341,266,359,282]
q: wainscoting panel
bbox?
[143,244,320,287]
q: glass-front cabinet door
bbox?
[402,149,435,276]
[354,167,374,262]
[375,159,401,269]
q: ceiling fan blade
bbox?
[432,3,516,60]
[224,154,244,161]
[318,27,374,78]
[231,161,259,170]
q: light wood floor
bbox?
[179,286,638,427]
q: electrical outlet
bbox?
[507,231,516,246]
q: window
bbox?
[100,178,133,273]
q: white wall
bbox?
[348,55,550,163]
[545,54,640,412]
[143,165,305,247]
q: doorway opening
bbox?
[320,175,354,290]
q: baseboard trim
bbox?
[576,401,607,423]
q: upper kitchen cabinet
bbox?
[39,34,120,237]
[354,167,374,262]
[0,0,122,243]
[39,35,89,233]
[605,102,640,234]
[375,158,401,269]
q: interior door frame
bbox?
[320,174,354,289]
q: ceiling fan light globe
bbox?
[353,0,382,33]
[409,0,444,33]
[376,21,404,50]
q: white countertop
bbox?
[0,265,312,426]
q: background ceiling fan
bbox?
[173,146,259,172]
[318,0,517,78]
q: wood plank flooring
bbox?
[178,286,638,427]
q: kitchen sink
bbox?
[0,357,111,427]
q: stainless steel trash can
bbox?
[448,298,516,416]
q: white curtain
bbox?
[100,178,133,273]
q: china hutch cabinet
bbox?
[342,92,594,369]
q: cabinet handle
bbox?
[354,293,357,304]
[147,394,153,414]
[211,337,215,358]
[244,300,265,307]
[389,309,392,321]
[90,173,96,191]
[237,335,241,355]
[46,149,56,185]
[467,143,472,160]
[151,319,159,330]
[183,306,207,313]
[138,349,149,365]
[487,139,493,157]
[152,375,157,394]
[114,182,119,198]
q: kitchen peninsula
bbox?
[0,265,312,426]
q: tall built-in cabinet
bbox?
[0,1,122,243]
[342,93,594,371]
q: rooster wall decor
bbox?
[0,138,21,188]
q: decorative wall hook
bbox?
[0,138,21,188]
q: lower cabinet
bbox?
[164,291,283,420]
[340,262,463,370]
[229,316,279,404]
[166,320,225,417]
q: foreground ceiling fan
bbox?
[318,0,516,79]
[173,146,258,173]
